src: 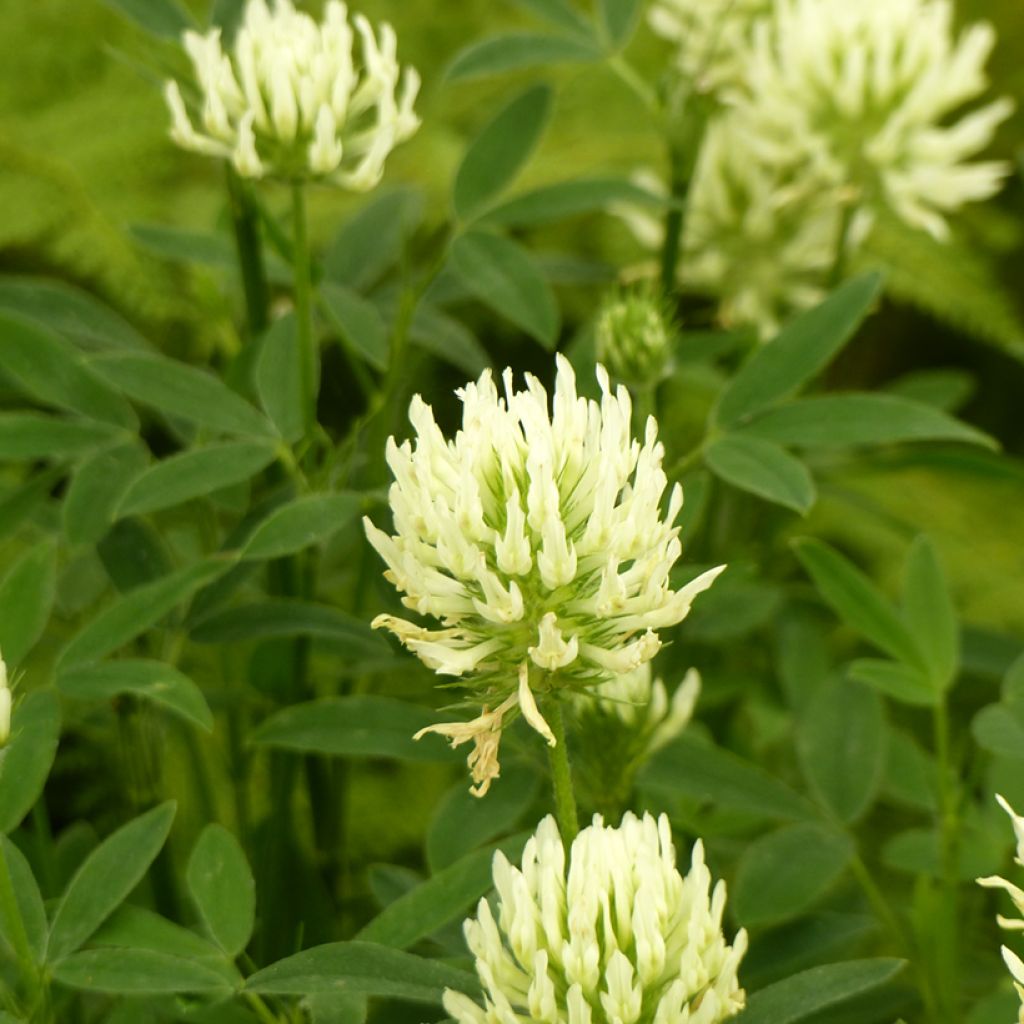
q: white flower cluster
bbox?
[575,664,700,756]
[164,0,420,188]
[0,653,9,747]
[364,356,722,795]
[444,812,747,1024]
[978,794,1024,1021]
[595,288,674,388]
[628,0,1011,339]
[742,0,1013,242]
[648,0,771,95]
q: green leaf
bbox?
[187,825,255,957]
[47,802,177,962]
[427,766,539,872]
[97,517,173,592]
[63,442,149,546]
[0,836,47,963]
[902,537,959,690]
[848,659,937,707]
[453,85,553,221]
[256,314,304,444]
[598,0,642,48]
[715,274,884,427]
[485,177,663,227]
[733,960,906,1024]
[0,413,122,460]
[640,735,815,822]
[0,277,149,353]
[52,949,233,995]
[323,187,423,291]
[89,352,275,439]
[410,305,490,377]
[130,224,236,268]
[246,942,477,1003]
[252,697,460,763]
[97,0,194,38]
[0,467,64,538]
[705,435,815,514]
[510,0,593,35]
[886,368,975,412]
[118,441,277,518]
[0,539,56,664]
[798,678,886,823]
[320,285,389,372]
[449,231,560,348]
[58,660,214,732]
[0,691,61,834]
[0,313,136,428]
[60,558,233,668]
[90,904,228,963]
[241,493,362,561]
[739,394,995,450]
[733,824,853,927]
[447,33,601,81]
[358,838,526,950]
[793,539,924,669]
[972,704,1024,759]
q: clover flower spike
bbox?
[443,812,747,1023]
[0,653,9,747]
[364,356,722,794]
[164,0,420,188]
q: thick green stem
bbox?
[227,167,270,338]
[828,201,857,288]
[659,108,708,295]
[291,182,317,436]
[544,700,579,845]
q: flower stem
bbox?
[544,699,579,844]
[659,106,709,295]
[227,167,269,339]
[291,181,317,437]
[828,201,856,288]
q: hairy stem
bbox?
[291,182,317,437]
[544,699,579,845]
[227,167,270,338]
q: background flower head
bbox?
[444,811,747,1024]
[164,0,420,187]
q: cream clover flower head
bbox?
[977,794,1024,1020]
[164,0,420,188]
[364,356,723,795]
[595,287,674,389]
[648,0,771,95]
[736,0,1014,241]
[443,811,747,1024]
[0,652,9,747]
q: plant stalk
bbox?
[226,167,270,338]
[291,181,317,437]
[544,699,579,845]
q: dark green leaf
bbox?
[847,659,937,707]
[409,305,490,376]
[733,960,906,1024]
[358,838,527,950]
[705,435,815,513]
[798,678,886,823]
[118,441,277,518]
[0,414,122,460]
[246,942,477,1003]
[58,660,214,732]
[89,352,275,438]
[0,539,56,664]
[321,284,389,372]
[242,492,362,561]
[252,696,460,763]
[0,277,149,353]
[598,0,642,48]
[449,231,559,348]
[453,85,552,220]
[886,369,975,412]
[91,904,225,962]
[902,537,959,690]
[793,539,924,669]
[187,825,255,957]
[255,314,305,444]
[640,735,815,822]
[734,824,853,927]
[0,691,61,834]
[972,704,1024,759]
[485,177,663,227]
[715,274,884,427]
[0,836,47,963]
[0,313,136,428]
[97,517,173,592]
[448,33,601,81]
[63,442,149,546]
[53,949,233,995]
[740,394,994,450]
[47,802,177,962]
[0,467,64,537]
[98,0,194,38]
[60,558,234,667]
